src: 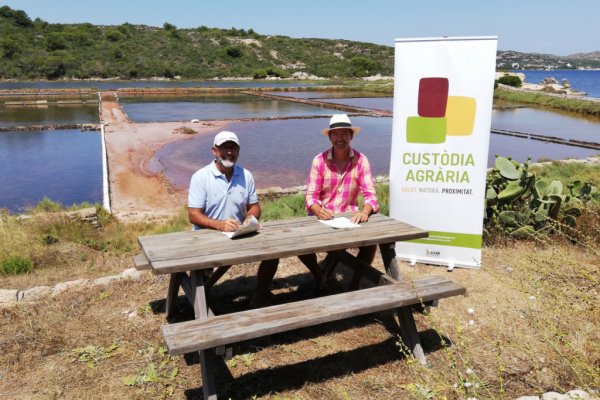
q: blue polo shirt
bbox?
[188,161,258,230]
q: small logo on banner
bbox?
[425,249,441,257]
[407,77,476,144]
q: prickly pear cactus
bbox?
[484,155,598,241]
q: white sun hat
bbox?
[321,114,361,136]
[213,131,240,146]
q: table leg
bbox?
[397,307,427,365]
[320,253,339,278]
[379,243,427,365]
[165,272,184,319]
[191,270,218,399]
[379,243,403,282]
[205,265,232,292]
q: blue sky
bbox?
[2,0,598,56]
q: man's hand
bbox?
[350,209,370,224]
[220,218,240,232]
[316,207,334,220]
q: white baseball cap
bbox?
[213,131,240,146]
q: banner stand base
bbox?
[396,256,481,270]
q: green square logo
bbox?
[406,116,447,144]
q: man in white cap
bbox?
[301,114,380,289]
[188,130,278,307]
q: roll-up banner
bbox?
[390,36,497,269]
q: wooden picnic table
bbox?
[137,214,466,399]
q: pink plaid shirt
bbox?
[306,147,379,214]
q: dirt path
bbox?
[100,91,129,124]
[100,92,226,221]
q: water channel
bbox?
[1,91,598,212]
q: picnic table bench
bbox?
[136,214,466,399]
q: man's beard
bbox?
[218,158,235,169]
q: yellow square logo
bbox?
[445,96,476,136]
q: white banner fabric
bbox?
[390,36,497,269]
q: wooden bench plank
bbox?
[162,277,465,355]
[133,253,151,271]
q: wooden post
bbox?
[205,265,232,292]
[397,307,427,365]
[165,272,183,319]
[379,243,427,365]
[379,243,404,282]
[191,270,218,400]
[320,253,340,278]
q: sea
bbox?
[515,70,600,98]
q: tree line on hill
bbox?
[2,6,598,82]
[0,6,393,80]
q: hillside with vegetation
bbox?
[3,6,599,82]
[496,50,600,70]
[0,6,393,80]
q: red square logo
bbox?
[418,77,449,117]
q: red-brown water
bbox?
[154,112,599,190]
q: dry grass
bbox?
[0,209,187,290]
[1,240,598,399]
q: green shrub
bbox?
[104,28,124,42]
[163,22,176,32]
[179,126,196,135]
[262,183,390,221]
[31,197,64,213]
[45,32,67,51]
[150,208,190,234]
[253,69,267,79]
[1,255,33,275]
[225,46,242,58]
[497,75,522,88]
[266,67,290,78]
[350,56,381,77]
[96,206,113,227]
[376,184,389,216]
[261,193,306,221]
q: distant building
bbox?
[511,62,520,69]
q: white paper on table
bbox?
[223,215,260,238]
[319,217,361,229]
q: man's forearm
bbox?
[245,203,261,221]
[188,208,237,231]
[361,204,374,216]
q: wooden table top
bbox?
[138,214,427,275]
